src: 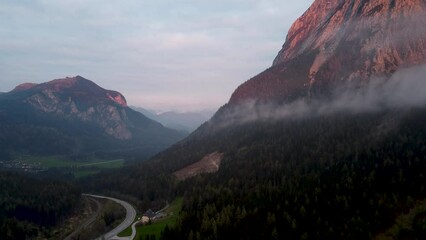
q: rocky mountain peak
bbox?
[6,76,131,139]
[229,0,426,104]
[12,76,128,108]
[274,0,426,67]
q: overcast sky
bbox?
[0,0,313,112]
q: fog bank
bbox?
[217,65,426,127]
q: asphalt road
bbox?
[85,194,137,240]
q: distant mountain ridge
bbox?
[0,76,186,159]
[131,106,214,132]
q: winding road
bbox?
[84,194,137,240]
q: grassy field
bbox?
[73,170,100,179]
[19,156,124,178]
[77,159,124,168]
[118,197,183,239]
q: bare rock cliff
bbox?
[230,0,426,104]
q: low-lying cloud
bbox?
[217,65,426,127]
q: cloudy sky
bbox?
[0,0,313,112]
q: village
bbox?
[0,159,45,173]
[139,202,170,225]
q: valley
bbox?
[0,156,124,178]
[0,156,124,175]
[1,0,426,239]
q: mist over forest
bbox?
[216,65,426,128]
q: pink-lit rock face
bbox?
[22,76,128,107]
[107,91,128,107]
[46,77,80,91]
[11,83,38,92]
[230,0,426,104]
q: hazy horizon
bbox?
[0,0,313,112]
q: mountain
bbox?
[230,0,426,104]
[155,111,214,133]
[131,106,158,121]
[131,107,215,133]
[0,76,186,159]
[85,1,426,239]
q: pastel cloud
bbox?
[0,0,313,111]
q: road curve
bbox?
[84,194,137,240]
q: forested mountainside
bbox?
[164,108,426,239]
[84,107,426,239]
[0,172,81,239]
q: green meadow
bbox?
[19,156,124,178]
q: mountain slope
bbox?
[170,109,426,240]
[85,108,426,239]
[0,76,186,159]
[230,0,426,104]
